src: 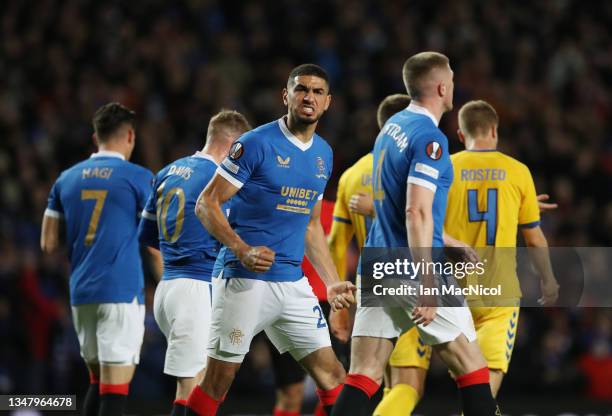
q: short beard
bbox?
[290,108,321,125]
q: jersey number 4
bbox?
[81,190,108,246]
[467,188,498,246]
[156,182,186,243]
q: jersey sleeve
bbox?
[518,166,541,228]
[406,132,450,193]
[216,132,263,189]
[44,178,64,218]
[328,173,354,280]
[140,173,158,222]
[132,167,155,213]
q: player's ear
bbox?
[491,125,498,140]
[92,133,99,147]
[457,129,465,144]
[323,93,332,111]
[438,82,447,98]
[282,88,289,106]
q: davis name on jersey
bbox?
[216,118,333,281]
[45,151,153,306]
[366,103,453,251]
[140,151,226,282]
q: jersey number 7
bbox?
[467,188,498,246]
[81,190,108,246]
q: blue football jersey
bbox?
[140,152,227,282]
[45,151,153,306]
[366,103,453,250]
[217,118,333,281]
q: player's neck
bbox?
[411,99,443,125]
[200,146,225,165]
[97,143,130,160]
[465,138,497,151]
[285,115,316,143]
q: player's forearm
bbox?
[328,223,353,281]
[196,193,248,255]
[40,215,60,254]
[306,222,340,286]
[406,208,434,283]
[523,227,556,283]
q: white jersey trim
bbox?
[193,151,218,166]
[278,118,313,151]
[44,208,63,219]
[407,176,437,193]
[317,194,324,201]
[90,150,125,160]
[216,166,244,189]
[141,210,156,221]
[406,103,439,126]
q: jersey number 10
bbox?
[156,182,186,243]
[467,188,498,246]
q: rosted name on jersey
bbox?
[81,167,113,180]
[168,164,193,180]
[460,168,507,181]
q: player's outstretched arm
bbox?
[305,200,356,311]
[521,225,559,306]
[406,183,437,326]
[41,214,61,254]
[442,232,479,263]
[196,174,274,273]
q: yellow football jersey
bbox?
[444,150,540,302]
[329,153,373,280]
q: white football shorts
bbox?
[72,297,145,365]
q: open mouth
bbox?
[301,105,315,116]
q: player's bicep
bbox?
[406,181,435,215]
[519,168,541,227]
[201,171,241,206]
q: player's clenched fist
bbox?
[238,245,275,273]
[327,281,357,312]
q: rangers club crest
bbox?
[425,141,442,160]
[316,156,327,179]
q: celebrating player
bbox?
[40,103,157,416]
[137,110,251,416]
[331,52,500,416]
[186,64,356,416]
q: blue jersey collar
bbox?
[193,151,218,165]
[406,103,439,126]
[90,150,125,160]
[278,118,313,151]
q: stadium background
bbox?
[1,0,611,414]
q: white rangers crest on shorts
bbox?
[425,141,442,160]
[229,328,244,345]
[315,156,327,179]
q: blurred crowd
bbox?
[1,0,611,409]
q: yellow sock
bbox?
[373,383,419,416]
